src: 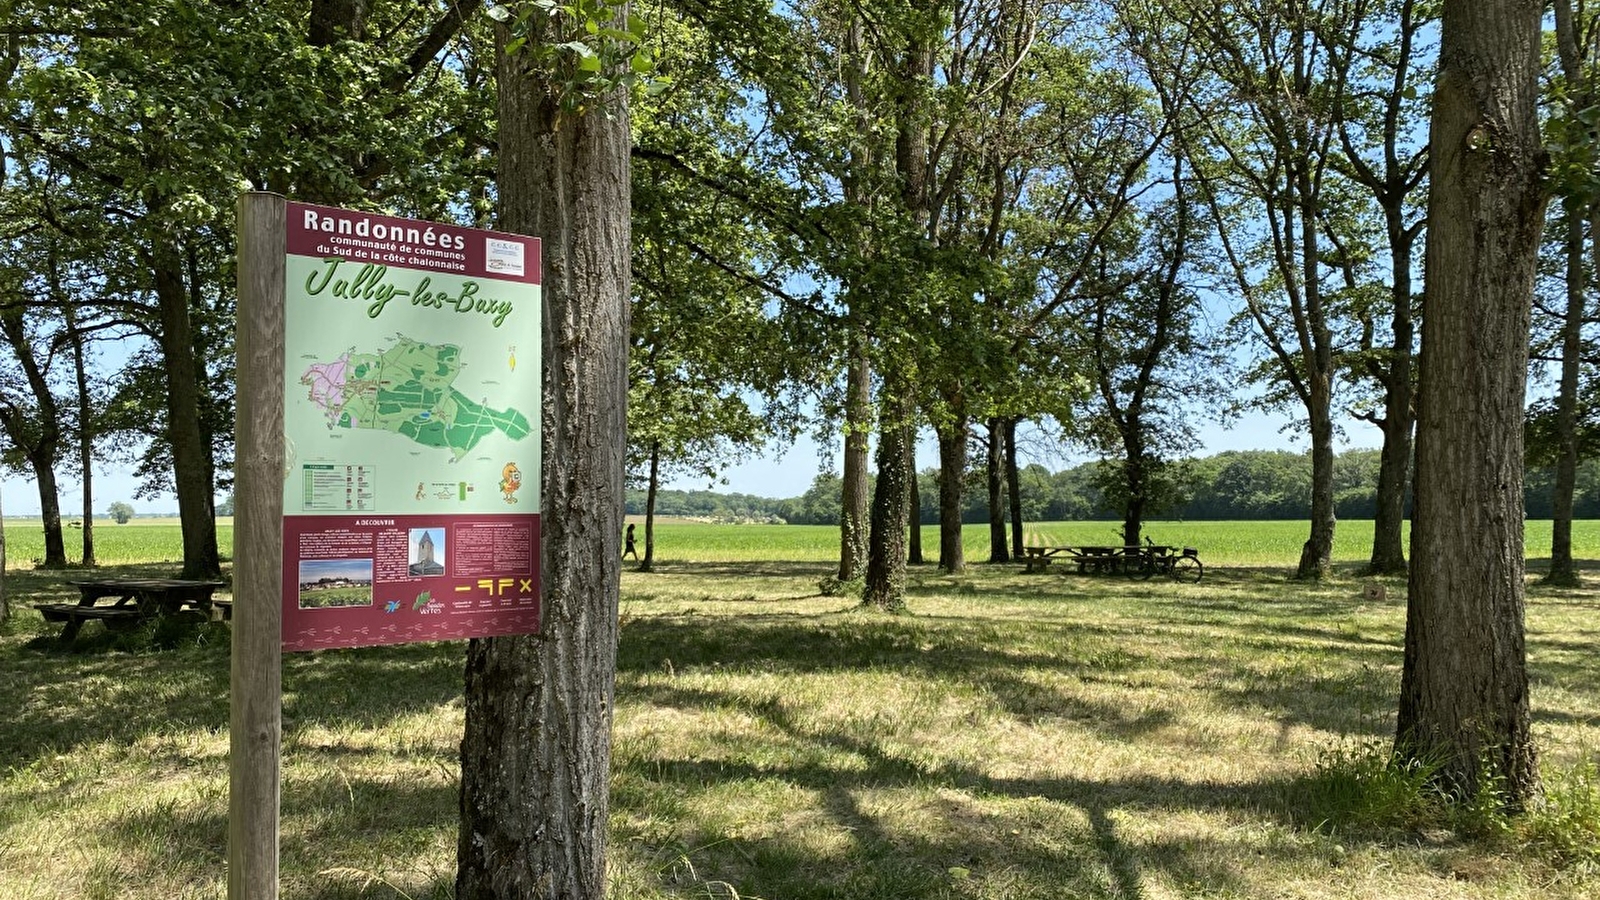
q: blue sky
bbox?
[297,558,374,582]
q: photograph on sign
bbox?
[279,201,542,651]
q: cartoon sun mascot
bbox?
[499,462,522,504]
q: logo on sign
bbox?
[486,238,525,277]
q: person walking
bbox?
[623,523,638,560]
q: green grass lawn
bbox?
[2,521,1598,899]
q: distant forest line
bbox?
[627,448,1599,525]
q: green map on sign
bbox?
[300,336,531,460]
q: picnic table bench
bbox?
[1019,544,1203,582]
[34,577,227,641]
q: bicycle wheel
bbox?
[1170,556,1202,583]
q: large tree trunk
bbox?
[1118,412,1149,548]
[838,345,870,581]
[860,12,930,605]
[1120,459,1144,549]
[641,440,658,573]
[1006,418,1024,556]
[457,20,631,898]
[1397,0,1544,807]
[1356,0,1424,578]
[65,306,95,567]
[151,247,220,579]
[1368,362,1413,573]
[1547,1,1593,588]
[863,389,911,611]
[935,412,966,574]
[837,10,873,584]
[0,309,67,568]
[906,435,923,564]
[1297,381,1336,579]
[33,459,67,567]
[986,418,1008,562]
[1369,229,1415,575]
[1296,136,1337,580]
[1547,204,1584,586]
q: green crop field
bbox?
[1,520,236,568]
[3,518,1599,899]
[296,585,374,609]
[5,517,1600,571]
[591,518,1600,571]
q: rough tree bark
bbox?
[0,307,67,568]
[863,389,911,611]
[1547,202,1585,586]
[641,440,659,573]
[64,303,95,567]
[456,16,631,897]
[986,418,1008,563]
[151,246,221,579]
[1545,0,1594,587]
[1397,0,1544,806]
[935,409,967,574]
[838,337,871,581]
[1006,418,1024,556]
[861,6,934,606]
[837,12,873,584]
[1119,443,1145,548]
[1330,0,1425,577]
[1298,377,1336,579]
[906,436,923,565]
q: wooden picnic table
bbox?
[34,577,227,641]
[1018,545,1144,574]
[1018,544,1203,581]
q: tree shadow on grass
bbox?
[618,607,1401,738]
[612,680,1351,900]
[93,766,459,900]
[0,634,466,770]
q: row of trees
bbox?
[637,447,1600,524]
[0,0,1568,881]
[595,0,1553,828]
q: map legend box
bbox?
[301,463,375,511]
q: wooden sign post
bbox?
[231,192,287,900]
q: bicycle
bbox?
[1127,541,1204,583]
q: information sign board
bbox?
[280,202,541,650]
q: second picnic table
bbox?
[35,577,227,641]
